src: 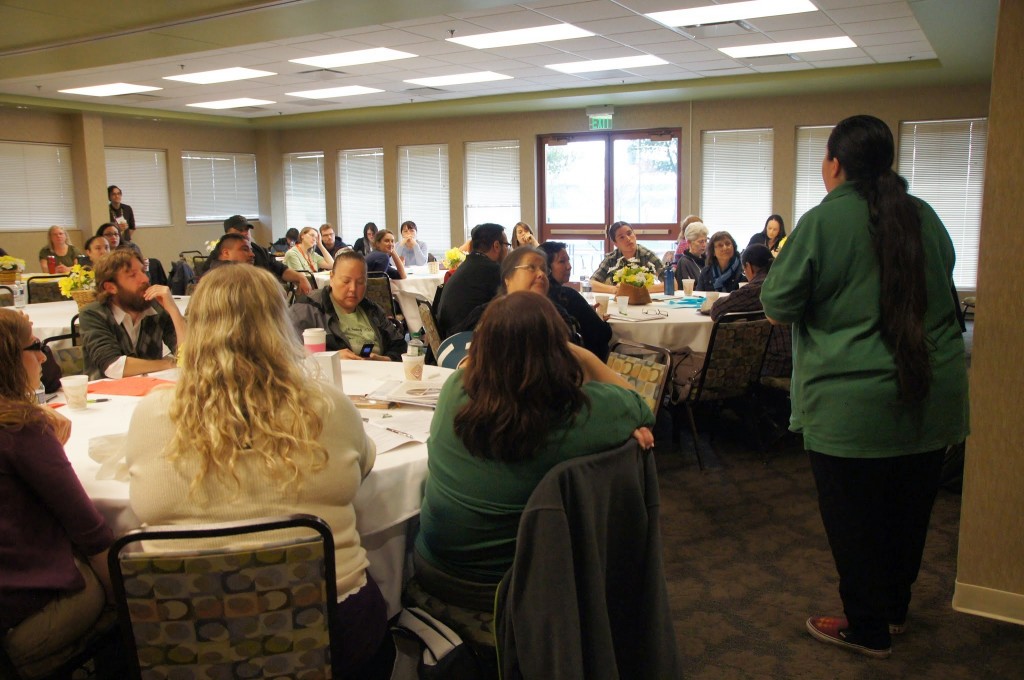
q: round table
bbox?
[607,292,719,353]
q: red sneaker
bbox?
[806,616,892,659]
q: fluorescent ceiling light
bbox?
[187,98,276,109]
[404,71,512,87]
[287,85,384,99]
[164,67,276,84]
[647,0,816,27]
[59,83,161,96]
[721,36,857,58]
[447,23,593,49]
[290,48,416,69]
[546,55,668,74]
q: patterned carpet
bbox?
[652,412,1024,680]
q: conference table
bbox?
[607,291,722,353]
[63,360,452,618]
[314,265,445,333]
[23,297,190,347]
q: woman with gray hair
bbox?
[674,221,709,288]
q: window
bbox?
[398,144,450,252]
[898,118,986,289]
[0,141,75,231]
[465,140,520,239]
[182,151,258,222]
[538,130,681,263]
[105,147,171,226]
[793,125,833,224]
[283,152,326,229]
[338,148,385,243]
[700,128,773,248]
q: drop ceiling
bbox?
[0,0,996,126]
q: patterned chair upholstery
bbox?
[109,515,337,680]
[27,275,67,304]
[416,297,442,363]
[365,273,397,319]
[50,346,85,376]
[675,311,772,469]
[607,340,671,416]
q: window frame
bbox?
[0,141,76,232]
[181,150,259,224]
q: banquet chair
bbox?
[43,333,85,377]
[365,272,398,319]
[436,331,472,369]
[673,311,772,470]
[27,275,67,304]
[0,284,12,307]
[416,297,443,364]
[494,440,680,680]
[607,340,671,416]
[108,514,338,680]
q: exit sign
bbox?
[589,116,613,130]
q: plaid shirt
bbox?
[591,244,665,284]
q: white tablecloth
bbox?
[313,266,445,333]
[607,292,719,353]
[62,361,450,617]
[24,297,190,347]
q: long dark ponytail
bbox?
[827,115,930,403]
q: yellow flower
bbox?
[442,248,465,269]
[59,264,96,298]
[612,259,656,289]
[0,255,26,272]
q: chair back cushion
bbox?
[607,342,670,415]
[694,314,772,401]
[435,332,472,369]
[417,299,443,359]
[51,346,85,376]
[364,276,395,317]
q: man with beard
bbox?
[80,249,187,380]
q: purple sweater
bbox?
[0,421,113,629]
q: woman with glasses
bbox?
[674,221,709,287]
[0,309,116,677]
[409,291,655,656]
[696,231,745,293]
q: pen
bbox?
[87,398,110,403]
[384,427,415,440]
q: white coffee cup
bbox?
[60,375,89,410]
[682,278,695,296]
[402,352,425,380]
[428,261,439,274]
[706,291,720,302]
[595,294,610,316]
[616,295,630,314]
[302,328,327,353]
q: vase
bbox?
[0,271,19,285]
[616,283,652,305]
[70,288,97,310]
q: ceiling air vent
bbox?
[680,20,755,40]
[403,86,447,95]
[296,68,349,76]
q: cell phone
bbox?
[359,343,374,358]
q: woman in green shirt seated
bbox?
[412,292,654,621]
[38,226,80,273]
[283,226,334,279]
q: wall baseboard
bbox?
[953,580,1024,626]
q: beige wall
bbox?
[1,82,989,274]
[953,0,1024,625]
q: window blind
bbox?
[898,118,986,289]
[182,151,258,222]
[793,125,833,225]
[338,148,385,244]
[700,128,774,248]
[283,152,326,230]
[465,140,520,239]
[0,141,75,231]
[398,144,450,252]
[104,147,172,226]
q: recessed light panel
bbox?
[287,85,384,99]
[547,55,668,74]
[404,72,512,87]
[721,37,857,59]
[447,24,594,49]
[59,83,162,96]
[647,0,817,27]
[187,98,276,109]
[164,67,276,84]
[290,48,417,69]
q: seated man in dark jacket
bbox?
[288,250,406,361]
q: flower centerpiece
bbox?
[0,255,25,285]
[205,239,220,253]
[442,248,465,270]
[58,263,98,310]
[612,258,657,305]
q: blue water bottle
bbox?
[663,264,675,296]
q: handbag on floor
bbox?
[389,607,484,680]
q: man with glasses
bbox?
[436,223,508,338]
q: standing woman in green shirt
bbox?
[761,115,969,659]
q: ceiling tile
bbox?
[824,2,912,23]
[842,17,921,35]
[532,1,637,23]
[574,15,661,36]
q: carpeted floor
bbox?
[652,405,1024,679]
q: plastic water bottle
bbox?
[580,276,592,302]
[663,265,675,296]
[35,384,46,404]
[14,281,26,308]
[408,331,425,357]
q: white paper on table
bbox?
[89,433,129,481]
[607,313,661,323]
[364,421,424,454]
[370,411,433,441]
[367,380,446,408]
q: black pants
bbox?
[808,448,945,647]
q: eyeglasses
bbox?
[22,338,43,353]
[500,242,511,249]
[513,264,545,274]
[642,308,668,318]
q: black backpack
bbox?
[169,259,196,295]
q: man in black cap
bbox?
[223,215,312,295]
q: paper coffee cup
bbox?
[682,278,695,296]
[615,296,630,314]
[61,375,89,410]
[402,353,425,380]
[595,294,610,316]
[706,291,720,302]
[302,328,327,353]
[428,261,439,274]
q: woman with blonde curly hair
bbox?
[123,264,388,677]
[0,309,116,677]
